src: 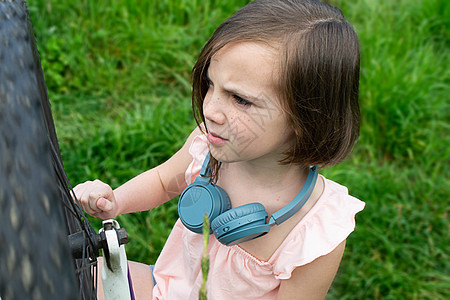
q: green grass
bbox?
[27,0,449,298]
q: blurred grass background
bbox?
[27,0,449,298]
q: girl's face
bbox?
[203,41,293,165]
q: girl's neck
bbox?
[219,159,309,193]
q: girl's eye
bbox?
[233,95,252,107]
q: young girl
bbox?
[74,0,365,299]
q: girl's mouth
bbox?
[207,132,228,145]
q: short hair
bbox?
[192,0,360,174]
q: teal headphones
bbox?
[178,153,318,246]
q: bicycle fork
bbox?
[100,220,133,300]
[68,219,133,299]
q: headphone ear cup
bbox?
[212,184,232,212]
[178,178,231,234]
[211,203,265,229]
[211,203,270,245]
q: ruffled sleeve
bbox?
[270,177,365,280]
[184,134,209,185]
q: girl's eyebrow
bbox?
[206,71,267,103]
[224,85,262,103]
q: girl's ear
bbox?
[292,125,302,141]
[286,127,301,160]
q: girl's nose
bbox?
[203,90,226,125]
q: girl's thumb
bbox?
[98,197,113,211]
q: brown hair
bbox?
[192,0,360,177]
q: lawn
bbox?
[27,0,449,298]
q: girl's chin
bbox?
[208,146,237,163]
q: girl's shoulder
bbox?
[184,133,209,185]
[268,176,365,279]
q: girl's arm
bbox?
[74,126,203,219]
[276,240,346,300]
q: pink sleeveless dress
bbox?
[152,135,365,299]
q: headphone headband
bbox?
[200,152,211,177]
[268,166,318,226]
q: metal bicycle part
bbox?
[100,220,132,300]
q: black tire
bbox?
[0,1,97,299]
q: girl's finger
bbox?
[87,192,102,213]
[97,197,113,212]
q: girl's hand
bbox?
[73,179,118,220]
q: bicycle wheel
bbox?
[0,1,99,299]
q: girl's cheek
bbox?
[203,88,213,105]
[229,111,247,126]
[203,88,215,116]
